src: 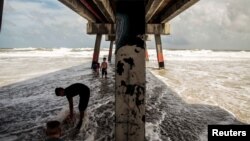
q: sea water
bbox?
[147,49,250,124]
[0,48,249,141]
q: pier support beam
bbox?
[108,41,114,62]
[155,34,164,69]
[0,0,3,31]
[145,43,149,61]
[59,0,96,22]
[115,0,145,141]
[91,34,102,68]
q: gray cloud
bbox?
[154,0,250,50]
[0,0,94,48]
[225,0,250,33]
[0,0,249,50]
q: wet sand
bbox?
[0,63,242,141]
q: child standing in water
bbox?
[100,57,108,78]
[92,61,100,77]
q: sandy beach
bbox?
[0,63,241,141]
[0,48,249,141]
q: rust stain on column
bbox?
[145,45,149,61]
[92,34,102,68]
[155,34,165,69]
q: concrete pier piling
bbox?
[91,34,102,68]
[108,40,114,63]
[145,44,149,61]
[115,0,145,140]
[0,0,3,31]
[155,34,165,69]
[58,0,199,139]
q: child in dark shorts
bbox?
[100,57,108,78]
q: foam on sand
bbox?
[0,48,249,141]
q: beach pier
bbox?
[58,0,199,140]
[87,22,115,66]
[146,23,170,68]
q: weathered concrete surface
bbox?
[87,23,170,35]
[59,0,199,24]
[92,34,102,67]
[87,23,115,35]
[146,0,171,22]
[58,0,96,22]
[145,45,149,61]
[160,0,199,23]
[93,0,115,23]
[108,41,114,62]
[146,23,170,35]
[105,35,115,41]
[115,0,145,140]
[155,34,165,69]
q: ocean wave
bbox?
[1,47,54,52]
[0,47,95,52]
[1,48,250,60]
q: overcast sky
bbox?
[0,0,249,50]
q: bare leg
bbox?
[76,111,84,129]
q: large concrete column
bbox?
[108,40,114,62]
[115,0,145,141]
[91,34,102,68]
[155,34,165,69]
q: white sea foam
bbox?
[147,49,250,61]
[147,49,250,123]
[0,48,248,141]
